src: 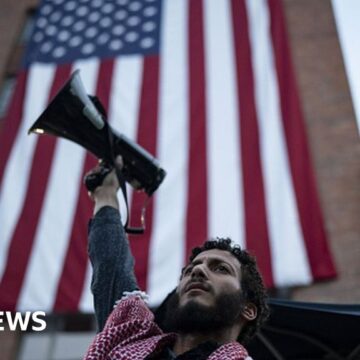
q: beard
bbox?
[161,289,245,334]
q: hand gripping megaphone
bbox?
[28,70,166,233]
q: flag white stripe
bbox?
[17,138,87,311]
[18,60,100,311]
[109,56,143,138]
[246,0,312,285]
[204,0,245,247]
[148,0,188,306]
[0,64,55,282]
[79,263,93,312]
[79,57,145,308]
[108,56,143,218]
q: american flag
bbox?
[0,0,336,312]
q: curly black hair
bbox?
[154,238,269,345]
[188,237,270,345]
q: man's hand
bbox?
[87,156,123,215]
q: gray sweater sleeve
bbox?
[88,206,138,331]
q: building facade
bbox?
[0,0,359,359]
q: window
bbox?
[0,77,16,118]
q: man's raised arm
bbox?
[87,160,138,331]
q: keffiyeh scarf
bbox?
[84,294,251,360]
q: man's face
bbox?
[177,249,242,308]
[160,249,245,334]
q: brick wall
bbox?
[283,0,360,303]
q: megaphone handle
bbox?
[84,164,113,192]
[114,167,146,234]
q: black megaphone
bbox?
[28,70,166,196]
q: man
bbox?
[84,161,269,359]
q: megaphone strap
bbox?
[106,125,146,235]
[114,166,146,235]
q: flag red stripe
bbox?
[268,0,336,278]
[0,65,72,310]
[53,60,115,311]
[0,71,28,189]
[185,0,208,260]
[231,0,274,287]
[129,56,160,291]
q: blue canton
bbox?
[24,0,162,66]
